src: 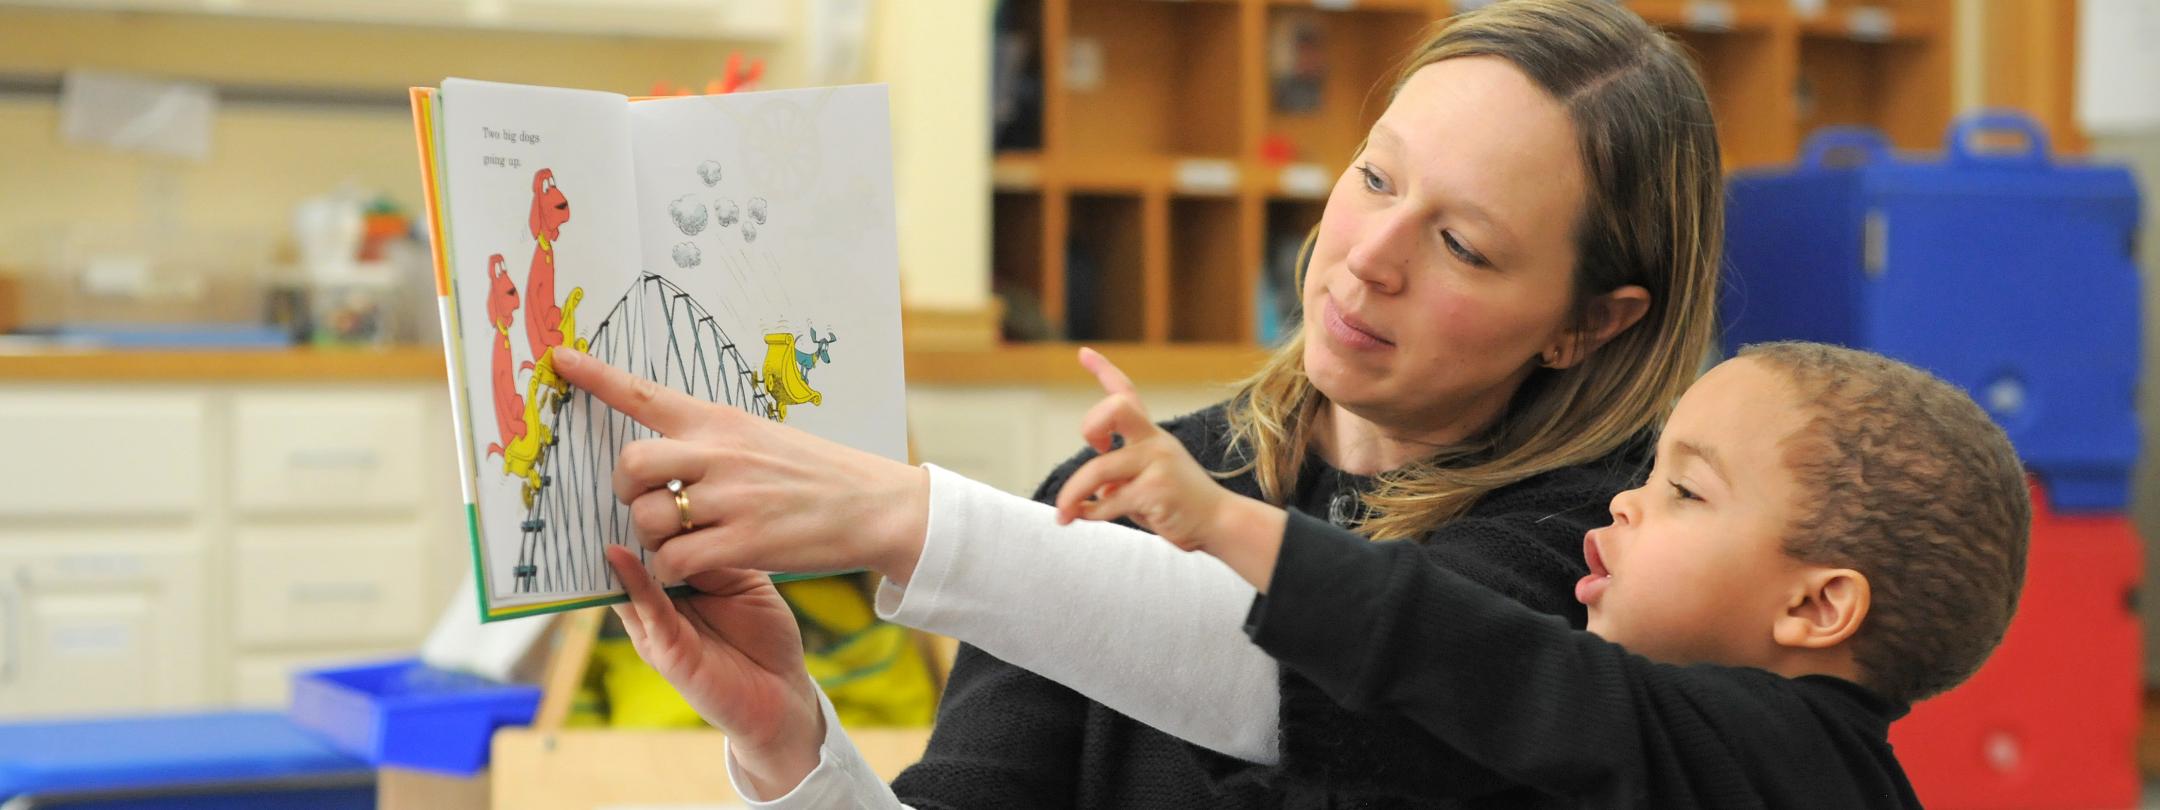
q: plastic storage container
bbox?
[0,711,373,808]
[289,658,542,776]
[1723,111,2142,512]
[1889,481,2142,809]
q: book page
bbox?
[436,78,645,613]
[622,86,909,462]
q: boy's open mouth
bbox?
[1576,531,1612,606]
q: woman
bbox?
[561,0,1723,804]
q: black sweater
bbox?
[1253,509,1923,808]
[891,403,1650,808]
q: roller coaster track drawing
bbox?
[507,272,777,595]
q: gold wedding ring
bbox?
[667,479,694,531]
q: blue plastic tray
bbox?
[289,658,542,776]
[0,710,371,807]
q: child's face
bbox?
[1580,357,1811,668]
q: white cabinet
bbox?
[0,392,208,519]
[231,527,429,647]
[230,391,429,517]
[0,535,207,719]
[0,381,463,718]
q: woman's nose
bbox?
[1343,211,1416,294]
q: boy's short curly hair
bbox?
[1739,341,2030,705]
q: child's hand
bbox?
[1053,348,1232,552]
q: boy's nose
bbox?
[1607,486,1642,526]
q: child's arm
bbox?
[1052,349,1289,590]
[1247,510,1874,806]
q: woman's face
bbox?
[1302,56,1592,432]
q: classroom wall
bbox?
[870,0,993,315]
[0,7,799,318]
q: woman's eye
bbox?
[1670,480,1700,502]
[1443,231,1490,268]
[1356,164,1386,193]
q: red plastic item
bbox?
[1888,481,2142,809]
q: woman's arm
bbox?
[726,689,916,808]
[877,464,1282,764]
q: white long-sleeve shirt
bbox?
[727,464,1279,806]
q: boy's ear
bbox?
[1772,567,1870,650]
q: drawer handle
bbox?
[286,449,381,470]
[289,583,382,604]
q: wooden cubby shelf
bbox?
[992,0,1954,347]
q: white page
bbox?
[438,78,646,610]
[624,85,910,463]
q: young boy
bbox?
[1056,340,2030,808]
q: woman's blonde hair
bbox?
[1224,0,1723,539]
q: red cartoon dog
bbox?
[482,254,525,456]
[483,252,552,508]
[524,168,585,398]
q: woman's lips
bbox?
[1323,296,1394,351]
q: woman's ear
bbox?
[1772,568,1871,650]
[1549,284,1651,369]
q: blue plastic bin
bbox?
[1724,111,2143,512]
[288,657,542,777]
[0,710,373,809]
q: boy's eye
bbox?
[1670,480,1700,502]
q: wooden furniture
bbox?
[992,0,1958,347]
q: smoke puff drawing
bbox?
[715,198,740,228]
[697,160,723,186]
[669,195,709,236]
[742,222,758,243]
[673,242,701,267]
[748,196,769,225]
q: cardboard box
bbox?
[487,727,932,810]
[380,766,489,810]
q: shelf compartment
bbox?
[1061,0,1244,162]
[992,191,1053,340]
[1169,197,1251,343]
[1261,4,1436,168]
[1259,198,1325,345]
[1065,192,1152,342]
[1669,24,1797,168]
[1798,32,1952,150]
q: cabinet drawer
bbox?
[232,529,427,647]
[231,390,427,516]
[0,391,207,519]
[232,648,404,707]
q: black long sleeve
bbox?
[1251,509,1923,809]
[889,643,1087,808]
[891,415,1276,808]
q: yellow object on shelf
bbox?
[579,578,938,730]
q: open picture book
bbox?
[412,78,908,621]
